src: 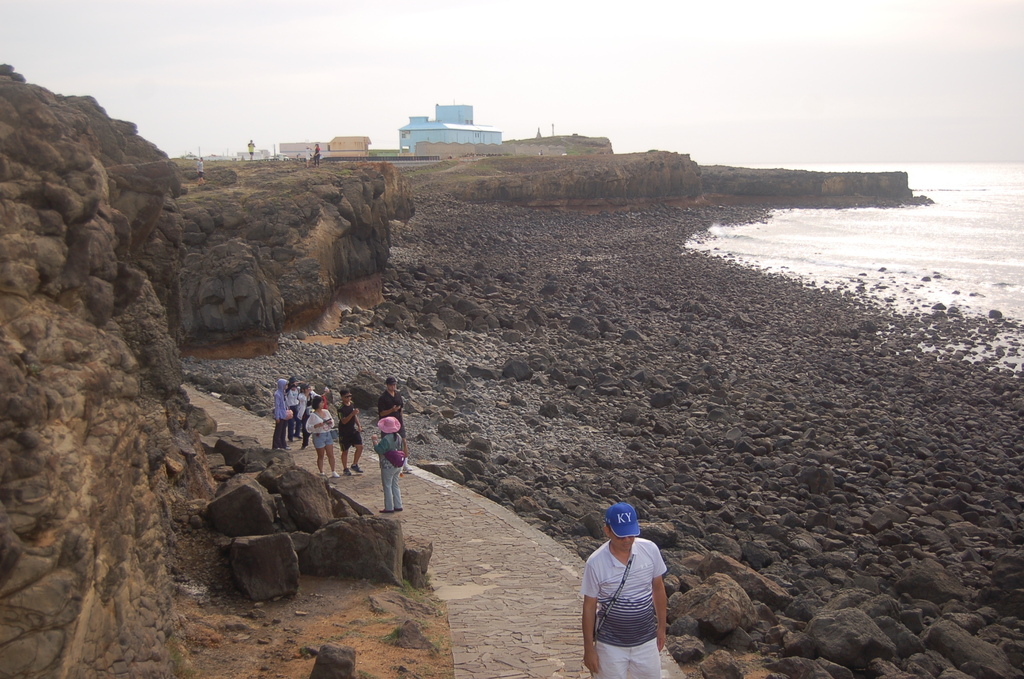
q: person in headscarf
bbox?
[272,378,290,449]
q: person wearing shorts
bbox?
[337,390,364,475]
[581,502,667,679]
[305,395,338,478]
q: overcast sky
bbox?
[3,0,1022,164]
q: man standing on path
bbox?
[377,376,408,456]
[196,157,205,185]
[581,502,667,679]
[248,140,255,160]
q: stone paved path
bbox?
[185,386,685,679]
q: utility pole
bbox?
[551,124,554,137]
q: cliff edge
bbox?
[0,65,215,678]
[176,161,413,355]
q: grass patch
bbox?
[166,636,198,679]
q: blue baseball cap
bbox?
[605,502,641,537]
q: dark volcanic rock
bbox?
[807,608,897,669]
[230,533,300,601]
[299,517,404,586]
[895,559,972,606]
[923,620,1022,679]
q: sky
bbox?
[2,0,1022,165]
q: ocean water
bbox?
[690,162,1024,322]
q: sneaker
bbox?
[380,509,394,514]
[331,471,341,478]
[343,468,352,476]
[351,464,363,474]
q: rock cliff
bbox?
[0,65,213,678]
[451,151,703,207]
[700,165,919,206]
[0,65,416,675]
[177,161,413,355]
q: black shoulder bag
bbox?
[594,554,634,636]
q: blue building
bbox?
[399,105,502,154]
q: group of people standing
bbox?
[271,376,663,678]
[271,375,409,513]
[304,143,321,167]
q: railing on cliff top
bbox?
[323,156,441,163]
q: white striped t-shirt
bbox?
[580,538,666,647]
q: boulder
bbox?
[667,573,756,638]
[666,635,706,663]
[765,657,835,679]
[502,358,533,381]
[229,534,299,601]
[865,505,911,534]
[403,536,434,590]
[309,643,356,679]
[806,607,897,669]
[276,467,333,533]
[393,620,434,650]
[416,461,466,485]
[978,552,1024,618]
[700,649,743,679]
[895,559,971,606]
[695,552,794,610]
[299,517,404,586]
[923,620,1021,679]
[213,433,260,467]
[207,476,277,537]
[327,486,373,518]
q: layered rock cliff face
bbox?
[452,151,703,207]
[0,66,213,678]
[177,162,413,354]
[700,165,917,206]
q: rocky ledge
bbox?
[177,160,413,355]
[700,165,927,207]
[187,187,1024,679]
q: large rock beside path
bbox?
[298,517,405,586]
[230,533,300,601]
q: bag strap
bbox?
[594,553,634,636]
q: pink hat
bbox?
[378,417,401,434]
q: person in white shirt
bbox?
[305,395,339,478]
[581,502,667,679]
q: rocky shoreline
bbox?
[186,190,1024,677]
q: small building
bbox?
[399,105,501,154]
[327,136,371,156]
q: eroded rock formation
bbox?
[0,65,211,678]
[700,165,919,206]
[453,151,703,207]
[177,161,413,353]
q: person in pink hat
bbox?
[372,416,405,513]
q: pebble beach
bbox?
[184,189,1024,674]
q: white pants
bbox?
[593,638,660,679]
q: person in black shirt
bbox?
[377,376,409,457]
[337,390,364,474]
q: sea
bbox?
[690,162,1024,318]
[688,162,1024,370]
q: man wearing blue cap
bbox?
[581,502,667,678]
